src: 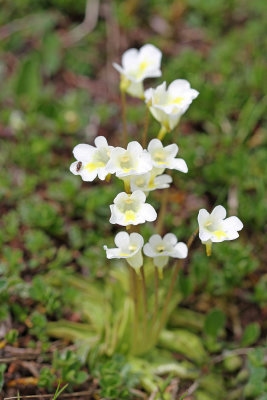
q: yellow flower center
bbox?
[125,198,133,204]
[170,97,183,104]
[139,60,150,71]
[136,178,145,186]
[148,177,155,189]
[85,161,105,172]
[154,150,166,165]
[125,210,136,223]
[121,155,130,162]
[156,245,165,253]
[214,230,227,240]
[136,60,151,79]
[120,154,134,172]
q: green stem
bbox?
[142,106,150,148]
[156,227,199,336]
[152,268,159,327]
[156,185,169,234]
[121,90,128,147]
[157,125,167,141]
[205,240,212,256]
[129,267,139,353]
[123,178,131,194]
[140,266,148,340]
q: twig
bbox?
[148,389,158,400]
[4,390,95,400]
[64,0,99,47]
[0,356,38,363]
[212,347,254,364]
[0,13,60,40]
[180,380,199,398]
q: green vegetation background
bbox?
[0,0,266,398]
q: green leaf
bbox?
[0,278,7,292]
[75,370,88,384]
[159,329,207,364]
[15,54,42,108]
[204,309,226,338]
[42,32,61,76]
[0,364,6,391]
[241,323,261,346]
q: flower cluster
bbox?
[104,231,187,276]
[71,136,188,226]
[70,43,243,276]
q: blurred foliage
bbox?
[93,354,140,400]
[0,0,266,398]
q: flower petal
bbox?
[163,233,177,246]
[94,136,108,148]
[127,141,143,154]
[148,234,163,248]
[199,229,212,243]
[141,203,157,222]
[70,161,80,175]
[211,205,227,220]
[143,243,156,257]
[73,144,95,162]
[168,158,188,173]
[127,250,143,269]
[115,231,130,249]
[154,256,169,268]
[147,138,162,153]
[130,232,144,248]
[104,245,121,259]
[131,190,146,203]
[223,216,243,232]
[122,48,139,70]
[172,242,188,259]
[198,209,210,225]
[168,79,191,96]
[164,143,178,158]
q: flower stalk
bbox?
[156,227,199,336]
[121,89,128,147]
[140,266,148,340]
[157,125,167,141]
[152,267,159,327]
[142,106,150,148]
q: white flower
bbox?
[143,233,188,276]
[110,190,157,226]
[105,141,152,178]
[70,136,113,181]
[198,205,243,251]
[130,172,172,193]
[145,80,199,131]
[104,232,144,272]
[113,44,162,98]
[147,139,188,173]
